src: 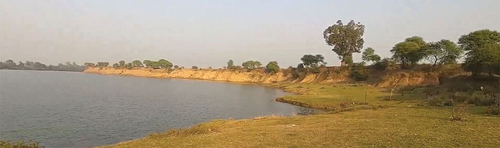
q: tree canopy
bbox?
[265,61,280,74]
[300,54,326,67]
[227,60,234,69]
[424,39,463,66]
[458,29,500,76]
[242,60,262,70]
[391,36,427,69]
[132,60,143,67]
[323,20,365,66]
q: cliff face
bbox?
[84,67,440,87]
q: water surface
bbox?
[0,70,313,147]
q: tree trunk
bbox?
[340,60,346,67]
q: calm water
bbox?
[0,70,314,147]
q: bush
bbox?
[192,66,198,69]
[350,62,369,81]
[451,104,468,121]
[373,58,390,70]
[485,106,500,115]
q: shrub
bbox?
[451,104,468,121]
[373,58,390,70]
[192,66,198,69]
[350,62,369,81]
[0,140,41,148]
[485,106,500,115]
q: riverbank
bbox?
[100,83,500,147]
[87,68,500,147]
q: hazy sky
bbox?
[1,0,499,67]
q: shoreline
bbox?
[82,68,500,148]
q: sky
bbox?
[1,0,499,68]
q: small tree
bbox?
[192,66,198,69]
[323,20,365,66]
[362,47,381,64]
[227,60,234,69]
[112,63,119,68]
[265,61,280,74]
[174,65,179,69]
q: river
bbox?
[0,70,314,147]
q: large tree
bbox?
[323,20,365,66]
[391,36,427,69]
[425,39,463,66]
[361,47,381,64]
[458,29,500,76]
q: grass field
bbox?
[103,83,500,148]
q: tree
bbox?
[125,63,133,69]
[4,59,16,68]
[323,20,365,66]
[424,40,463,66]
[458,29,500,76]
[174,65,179,69]
[143,60,152,68]
[254,61,262,68]
[84,62,96,67]
[265,61,280,74]
[18,61,25,68]
[119,60,125,68]
[157,59,173,69]
[113,63,119,68]
[300,54,326,67]
[192,66,198,69]
[242,60,263,70]
[391,36,427,69]
[227,60,234,69]
[96,62,109,68]
[361,47,381,64]
[132,60,143,67]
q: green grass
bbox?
[102,83,500,148]
[103,105,500,148]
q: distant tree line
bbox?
[0,60,86,72]
[86,59,174,70]
[85,21,498,79]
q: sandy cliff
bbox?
[84,67,440,87]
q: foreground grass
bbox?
[103,83,499,148]
[104,105,499,147]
